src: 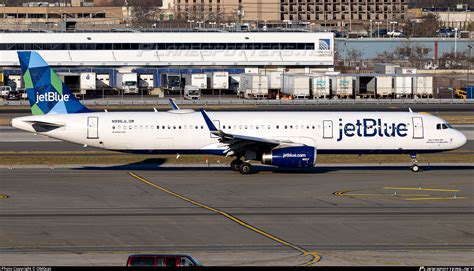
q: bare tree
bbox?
[439,50,472,69]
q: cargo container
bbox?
[393,75,412,98]
[116,72,138,94]
[80,72,96,92]
[330,75,355,98]
[374,63,400,74]
[208,71,229,89]
[412,75,433,98]
[309,74,330,98]
[281,74,310,99]
[395,67,417,74]
[238,73,268,99]
[373,75,394,98]
[183,73,207,89]
[354,75,376,99]
[267,72,282,90]
[138,74,154,89]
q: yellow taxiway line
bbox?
[383,187,461,192]
[128,172,321,266]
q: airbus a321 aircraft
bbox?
[11,52,467,174]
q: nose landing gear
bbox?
[410,153,420,172]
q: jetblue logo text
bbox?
[36,92,70,104]
[337,118,408,141]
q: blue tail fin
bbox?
[17,51,92,115]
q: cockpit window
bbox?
[436,123,452,130]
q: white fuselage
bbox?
[12,111,467,155]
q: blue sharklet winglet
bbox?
[168,99,180,110]
[200,109,218,132]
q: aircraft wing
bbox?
[200,109,295,156]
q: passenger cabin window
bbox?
[130,256,154,266]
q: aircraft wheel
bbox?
[411,164,420,172]
[239,162,253,175]
[230,159,243,171]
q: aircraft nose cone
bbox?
[456,130,467,148]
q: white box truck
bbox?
[267,72,282,90]
[413,76,433,98]
[373,75,394,98]
[309,74,330,99]
[281,74,310,99]
[80,72,96,92]
[209,72,229,89]
[116,72,138,94]
[330,75,355,98]
[393,75,413,98]
[183,74,207,89]
[238,74,268,99]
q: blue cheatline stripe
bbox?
[115,149,446,155]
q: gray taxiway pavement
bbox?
[0,167,473,266]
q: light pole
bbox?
[375,21,381,38]
[467,45,472,96]
[348,0,352,32]
[369,19,372,38]
[390,21,397,36]
[187,19,194,29]
[454,27,458,58]
[196,20,203,28]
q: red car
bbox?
[126,254,201,267]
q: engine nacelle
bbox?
[261,146,317,168]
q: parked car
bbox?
[436,28,456,37]
[6,90,20,100]
[126,254,201,267]
[373,29,389,37]
[387,30,405,37]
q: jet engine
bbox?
[261,146,317,168]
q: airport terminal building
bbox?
[0,31,334,69]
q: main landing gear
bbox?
[230,159,243,171]
[410,153,420,172]
[230,159,253,174]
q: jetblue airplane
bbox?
[11,52,467,174]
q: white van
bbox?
[1,86,12,97]
[184,85,201,100]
